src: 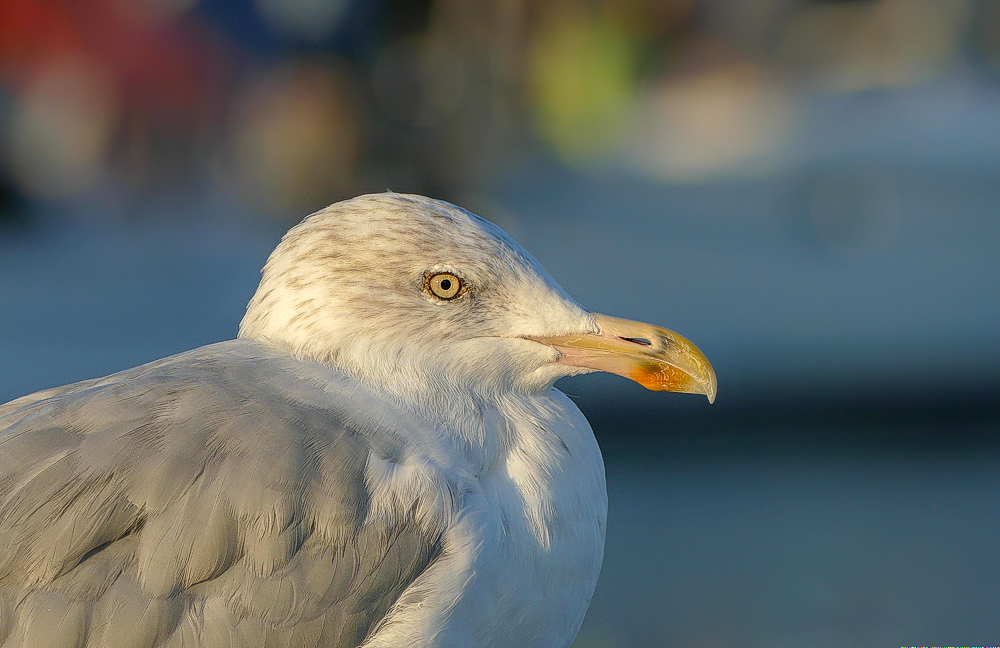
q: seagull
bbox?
[0,193,715,648]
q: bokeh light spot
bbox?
[4,57,120,201]
[527,11,640,164]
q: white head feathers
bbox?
[239,193,597,401]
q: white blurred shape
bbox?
[5,57,120,201]
[626,64,796,182]
[254,0,349,42]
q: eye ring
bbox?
[425,272,465,300]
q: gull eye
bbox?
[426,272,464,300]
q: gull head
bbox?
[239,193,715,402]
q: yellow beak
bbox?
[530,313,717,403]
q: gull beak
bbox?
[531,313,717,403]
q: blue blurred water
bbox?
[581,450,1000,647]
[0,219,278,401]
[499,165,1000,405]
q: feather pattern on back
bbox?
[0,340,448,648]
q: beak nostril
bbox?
[619,336,652,347]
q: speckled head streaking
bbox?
[239,193,598,398]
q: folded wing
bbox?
[0,341,450,648]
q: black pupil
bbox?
[440,279,452,291]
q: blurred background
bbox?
[1,0,999,645]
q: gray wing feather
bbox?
[0,340,447,648]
